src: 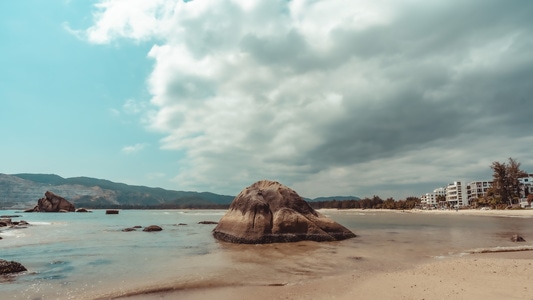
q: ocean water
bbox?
[1,209,532,299]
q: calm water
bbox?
[1,209,532,299]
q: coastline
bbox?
[320,207,533,218]
[117,209,533,300]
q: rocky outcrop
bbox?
[26,191,75,212]
[0,259,27,275]
[213,180,356,244]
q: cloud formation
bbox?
[85,0,533,198]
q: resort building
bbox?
[446,181,467,207]
[518,174,533,207]
[422,171,532,209]
[466,180,492,205]
[420,187,446,208]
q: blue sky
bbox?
[1,0,176,188]
[1,0,532,199]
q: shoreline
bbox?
[320,207,533,218]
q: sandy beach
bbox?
[125,251,533,300]
[122,209,533,300]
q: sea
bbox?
[1,209,532,299]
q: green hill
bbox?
[1,173,234,209]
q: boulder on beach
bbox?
[0,259,27,275]
[25,191,75,212]
[213,180,356,244]
[511,234,526,242]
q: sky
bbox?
[1,0,532,199]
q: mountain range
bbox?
[0,173,359,209]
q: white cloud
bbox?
[121,143,148,154]
[86,0,533,197]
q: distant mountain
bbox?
[0,173,234,209]
[0,173,361,210]
[309,196,361,202]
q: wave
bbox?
[0,230,26,238]
[177,211,226,216]
[467,245,533,254]
[28,221,52,226]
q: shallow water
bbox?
[1,209,532,299]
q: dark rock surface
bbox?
[213,180,356,244]
[143,225,163,232]
[0,218,12,227]
[26,191,75,212]
[0,259,27,275]
[511,234,526,242]
[198,221,218,225]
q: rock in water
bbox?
[213,180,356,243]
[26,191,75,212]
[0,259,27,275]
[143,225,163,232]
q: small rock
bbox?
[122,228,137,232]
[133,226,142,228]
[76,208,91,213]
[0,219,12,227]
[106,210,119,215]
[511,234,526,242]
[143,225,163,232]
[198,221,218,225]
[0,259,27,275]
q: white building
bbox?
[421,187,446,208]
[466,180,492,205]
[518,174,533,207]
[446,181,468,207]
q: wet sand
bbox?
[122,251,533,300]
[119,209,533,300]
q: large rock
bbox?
[26,191,75,212]
[213,180,356,243]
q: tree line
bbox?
[309,196,421,210]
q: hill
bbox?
[308,196,361,202]
[0,173,361,210]
[0,173,234,209]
